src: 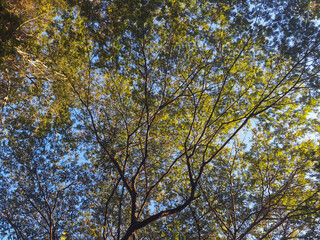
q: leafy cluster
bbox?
[0,0,319,239]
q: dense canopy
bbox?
[0,0,320,239]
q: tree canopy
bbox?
[0,0,320,239]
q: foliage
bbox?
[0,0,319,239]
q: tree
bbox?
[0,0,319,239]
